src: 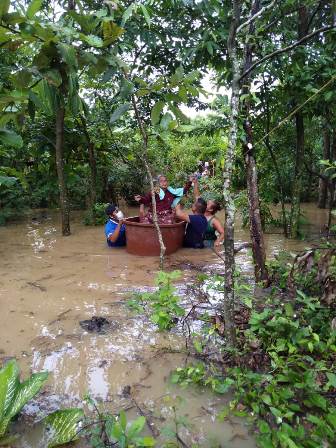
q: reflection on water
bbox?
[0,205,331,447]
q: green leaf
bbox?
[0,0,10,19]
[83,34,103,48]
[140,5,151,27]
[0,360,19,427]
[160,112,174,130]
[8,372,48,420]
[121,3,135,26]
[119,410,127,431]
[258,420,271,434]
[103,21,124,46]
[151,101,164,125]
[0,129,23,149]
[127,416,145,438]
[57,43,78,69]
[110,103,130,123]
[26,0,43,19]
[44,408,84,447]
[326,372,336,388]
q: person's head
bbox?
[105,204,122,220]
[206,200,221,215]
[192,197,207,215]
[158,174,169,190]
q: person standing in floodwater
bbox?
[134,175,192,224]
[104,204,126,247]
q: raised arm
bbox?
[183,179,193,194]
[134,192,152,206]
[175,204,190,223]
[192,177,201,200]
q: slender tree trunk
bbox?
[289,4,308,238]
[243,121,269,283]
[262,78,289,237]
[55,107,70,236]
[79,116,97,214]
[318,122,331,208]
[131,95,166,269]
[221,1,242,347]
[241,0,268,284]
[88,142,97,208]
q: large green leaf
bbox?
[8,372,48,420]
[0,129,23,148]
[26,0,43,19]
[0,361,18,423]
[110,103,130,123]
[44,408,84,447]
[0,360,19,437]
[151,101,164,125]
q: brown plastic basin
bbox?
[125,216,186,256]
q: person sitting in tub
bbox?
[134,175,192,224]
[104,204,126,247]
[174,198,208,249]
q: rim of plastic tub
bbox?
[124,216,186,228]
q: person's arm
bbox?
[192,177,201,200]
[174,204,190,223]
[182,179,193,194]
[107,220,124,243]
[212,217,224,246]
[134,192,151,206]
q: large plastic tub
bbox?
[125,216,186,256]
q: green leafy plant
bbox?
[0,359,84,447]
[83,202,109,226]
[84,396,155,447]
[0,359,48,442]
[129,271,185,331]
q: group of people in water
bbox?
[104,174,224,250]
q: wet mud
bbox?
[0,204,329,447]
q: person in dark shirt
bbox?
[175,198,208,249]
[134,175,192,224]
[104,204,126,247]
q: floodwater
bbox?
[0,204,330,447]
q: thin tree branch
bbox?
[239,24,336,81]
[236,0,276,34]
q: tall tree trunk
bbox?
[289,4,308,238]
[55,107,70,236]
[241,0,268,284]
[221,1,242,347]
[318,122,331,208]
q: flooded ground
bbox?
[0,204,330,447]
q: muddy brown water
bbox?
[0,204,330,447]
